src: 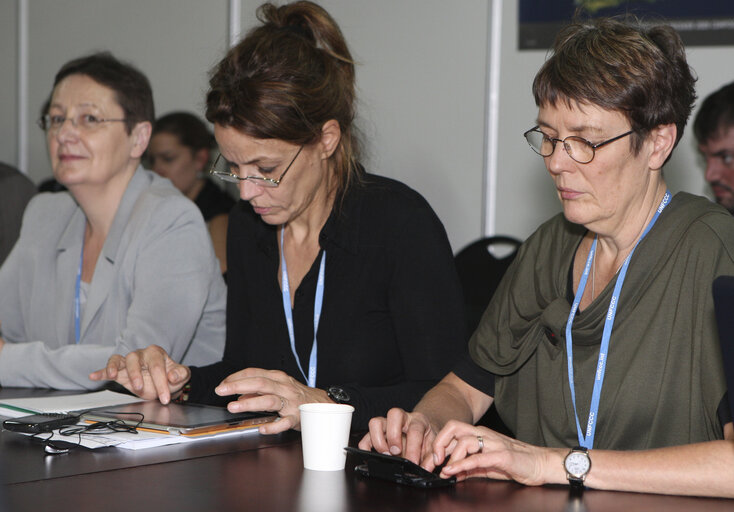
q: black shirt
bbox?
[194,179,236,222]
[188,173,467,429]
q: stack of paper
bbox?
[0,391,259,450]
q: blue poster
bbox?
[519,1,734,49]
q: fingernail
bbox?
[215,386,226,395]
[433,453,439,464]
[389,446,401,455]
[133,379,142,390]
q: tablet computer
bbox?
[83,401,277,436]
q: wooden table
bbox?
[2,388,732,512]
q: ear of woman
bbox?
[319,119,341,160]
[648,123,677,171]
[130,121,153,159]
[193,148,210,172]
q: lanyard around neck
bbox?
[280,228,325,388]
[74,234,85,345]
[565,190,671,449]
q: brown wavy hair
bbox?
[206,1,361,199]
[532,17,696,161]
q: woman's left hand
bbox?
[215,368,333,434]
[432,420,563,486]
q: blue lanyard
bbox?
[565,190,671,449]
[74,235,85,345]
[280,228,325,388]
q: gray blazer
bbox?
[0,168,226,389]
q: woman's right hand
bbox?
[358,408,438,469]
[89,345,190,404]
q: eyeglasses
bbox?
[30,412,143,455]
[209,145,304,187]
[523,126,634,164]
[38,114,127,133]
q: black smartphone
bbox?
[345,447,456,488]
[3,413,80,434]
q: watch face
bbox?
[564,452,590,478]
[328,387,350,403]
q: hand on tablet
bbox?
[214,367,332,435]
[90,345,191,404]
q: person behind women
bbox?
[360,17,734,497]
[0,162,36,266]
[694,81,734,215]
[146,112,235,274]
[92,1,465,433]
[0,52,225,388]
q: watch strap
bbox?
[565,446,590,489]
[327,386,351,404]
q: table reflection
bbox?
[298,469,348,512]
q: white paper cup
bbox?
[299,403,354,471]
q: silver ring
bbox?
[477,435,484,451]
[277,396,286,412]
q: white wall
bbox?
[493,0,734,241]
[239,0,489,251]
[0,1,18,166]
[21,0,229,190]
[3,0,733,250]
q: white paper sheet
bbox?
[0,390,145,416]
[0,390,262,450]
[27,421,261,450]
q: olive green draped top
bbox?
[470,193,734,449]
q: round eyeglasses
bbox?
[209,145,304,188]
[523,126,634,164]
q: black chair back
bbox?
[454,236,521,437]
[454,236,521,335]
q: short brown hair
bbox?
[52,52,154,135]
[693,81,734,144]
[532,17,696,158]
[206,1,361,198]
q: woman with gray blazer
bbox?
[0,53,225,389]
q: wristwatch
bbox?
[563,446,591,489]
[326,386,351,404]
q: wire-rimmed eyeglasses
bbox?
[38,114,126,133]
[523,126,634,164]
[30,412,144,455]
[209,145,304,187]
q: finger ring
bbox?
[277,396,286,412]
[477,435,484,451]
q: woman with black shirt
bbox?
[92,0,465,432]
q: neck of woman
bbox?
[581,180,668,306]
[184,177,205,202]
[72,163,138,238]
[283,180,337,247]
[594,180,668,269]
